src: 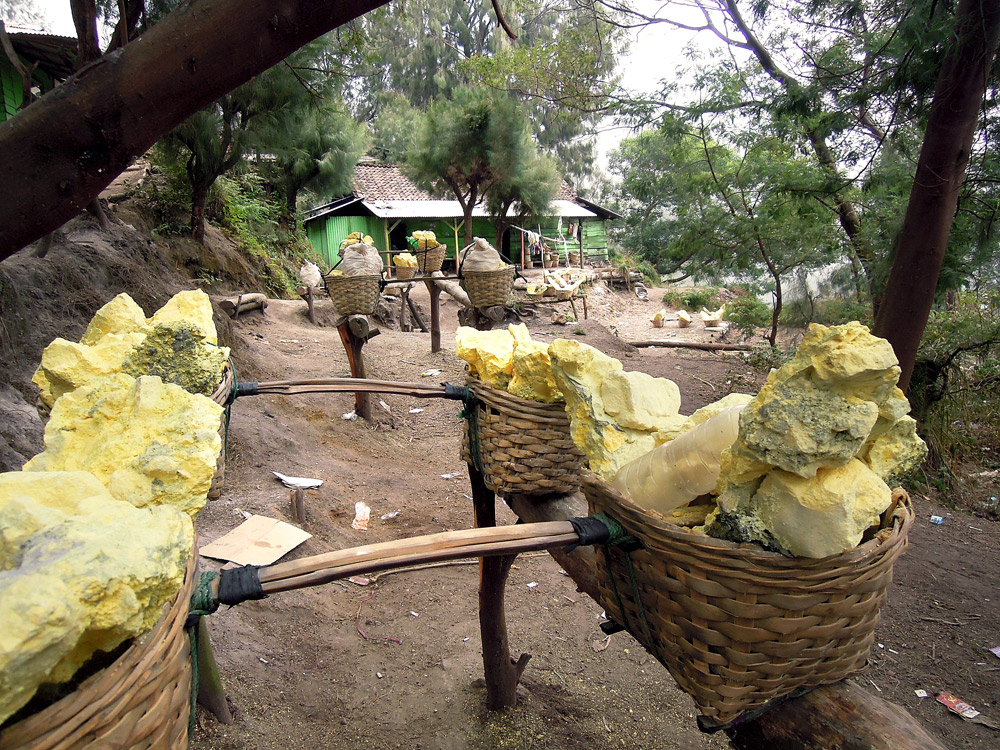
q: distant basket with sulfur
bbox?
[581,471,913,731]
[395,265,417,281]
[207,361,235,499]
[460,375,585,496]
[0,552,197,749]
[324,273,382,316]
[417,244,446,273]
[461,265,515,309]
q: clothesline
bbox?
[512,225,573,247]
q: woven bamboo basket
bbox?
[0,552,197,749]
[581,471,912,730]
[417,244,446,273]
[460,375,584,496]
[461,265,515,309]
[395,265,417,281]
[207,362,234,499]
[325,273,382,316]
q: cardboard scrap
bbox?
[937,692,1000,730]
[200,515,311,566]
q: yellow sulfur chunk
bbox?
[24,374,223,518]
[455,326,516,389]
[752,459,892,558]
[33,332,147,409]
[508,340,561,403]
[0,470,191,724]
[148,289,218,345]
[80,293,150,345]
[549,339,685,480]
[393,253,419,268]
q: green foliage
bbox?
[726,294,772,338]
[779,296,873,328]
[635,260,659,287]
[138,146,193,236]
[662,287,720,312]
[909,291,1000,495]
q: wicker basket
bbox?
[581,471,912,730]
[207,362,234,499]
[461,376,584,496]
[396,265,417,281]
[0,552,197,749]
[417,245,446,273]
[325,273,382,316]
[461,265,515,309]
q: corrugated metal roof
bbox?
[361,199,596,220]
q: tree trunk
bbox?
[70,0,102,63]
[191,182,210,243]
[873,0,1000,392]
[0,0,391,259]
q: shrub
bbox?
[779,296,873,328]
[726,295,772,338]
[662,287,720,311]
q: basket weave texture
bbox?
[461,265,515,308]
[207,362,234,499]
[417,245,446,273]
[461,376,584,496]
[325,273,381,315]
[395,265,417,281]
[0,552,196,749]
[582,472,912,729]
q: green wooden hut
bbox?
[1,33,77,121]
[303,163,620,272]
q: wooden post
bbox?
[195,618,234,725]
[408,294,429,332]
[219,293,267,319]
[335,315,378,421]
[296,286,316,325]
[505,492,948,750]
[399,285,411,332]
[469,465,531,710]
[424,279,442,353]
[290,488,306,525]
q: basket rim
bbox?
[465,374,568,423]
[582,469,913,566]
[210,361,235,406]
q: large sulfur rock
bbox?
[0,470,191,724]
[32,332,148,409]
[508,339,562,403]
[148,289,218,345]
[80,293,150,345]
[24,374,223,518]
[548,339,685,480]
[456,326,517,390]
[721,323,900,482]
[752,460,892,558]
[860,415,928,483]
[123,321,229,396]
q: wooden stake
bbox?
[425,279,442,352]
[296,286,316,325]
[290,488,305,525]
[470,464,530,710]
[336,317,373,421]
[195,618,234,725]
[219,293,268,319]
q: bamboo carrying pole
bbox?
[210,521,578,600]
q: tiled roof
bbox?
[353,164,435,202]
[352,163,582,203]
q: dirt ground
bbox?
[1,214,997,749]
[184,281,998,750]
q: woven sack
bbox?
[325,273,381,316]
[461,375,584,496]
[581,471,912,730]
[461,265,515,309]
[0,552,197,749]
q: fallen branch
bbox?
[628,339,751,351]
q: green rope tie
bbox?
[595,512,656,655]
[186,571,220,734]
[458,388,484,475]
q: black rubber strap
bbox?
[236,381,259,398]
[217,565,266,606]
[442,383,467,400]
[564,515,611,552]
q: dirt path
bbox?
[190,284,999,750]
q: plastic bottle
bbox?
[611,405,745,515]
